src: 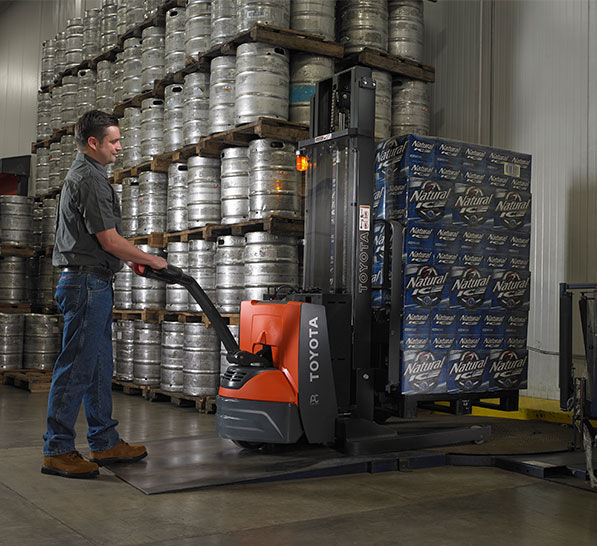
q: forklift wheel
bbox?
[232,440,267,451]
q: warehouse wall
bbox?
[0,0,99,159]
[426,0,597,400]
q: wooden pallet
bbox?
[128,231,167,248]
[113,154,171,183]
[0,243,36,258]
[145,388,217,413]
[111,308,176,323]
[336,47,436,83]
[89,44,123,70]
[198,117,310,157]
[0,302,31,314]
[2,369,53,393]
[113,90,155,118]
[34,187,62,202]
[111,378,152,396]
[31,304,59,315]
[112,309,239,326]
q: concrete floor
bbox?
[2,385,597,546]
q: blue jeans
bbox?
[43,272,120,456]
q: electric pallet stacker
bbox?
[135,67,489,455]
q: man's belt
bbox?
[60,265,114,282]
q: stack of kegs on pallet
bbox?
[33,0,431,397]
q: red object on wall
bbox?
[0,174,18,195]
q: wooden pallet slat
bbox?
[337,47,435,83]
[0,243,36,258]
[0,302,31,314]
[113,89,155,118]
[2,370,53,393]
[112,378,151,396]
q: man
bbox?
[42,110,168,479]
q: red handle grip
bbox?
[132,263,146,276]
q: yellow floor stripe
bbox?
[436,396,597,427]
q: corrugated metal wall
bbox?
[0,0,99,159]
[426,0,597,400]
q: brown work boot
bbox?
[41,451,99,479]
[90,440,147,465]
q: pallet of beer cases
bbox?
[373,134,531,397]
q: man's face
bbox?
[88,125,122,166]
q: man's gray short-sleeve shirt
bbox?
[52,152,123,273]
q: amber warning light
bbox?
[296,154,309,172]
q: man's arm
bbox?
[96,228,168,270]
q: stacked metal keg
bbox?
[289,54,333,125]
[114,266,133,309]
[59,134,76,182]
[138,171,168,234]
[210,0,236,47]
[96,60,114,112]
[237,0,290,32]
[188,240,216,311]
[126,0,146,33]
[208,56,235,134]
[65,17,84,70]
[215,236,245,313]
[337,0,388,54]
[116,0,128,37]
[77,69,96,117]
[50,87,62,132]
[36,92,52,141]
[0,257,28,303]
[235,43,289,125]
[40,39,56,88]
[121,107,142,168]
[113,51,125,104]
[392,78,430,136]
[23,314,61,370]
[60,75,79,126]
[48,142,62,191]
[183,323,220,396]
[35,148,50,195]
[165,242,188,310]
[161,321,185,392]
[388,0,424,61]
[183,72,210,144]
[0,314,24,370]
[31,202,43,247]
[164,84,185,152]
[248,139,300,219]
[115,320,135,381]
[0,195,33,245]
[187,156,220,227]
[373,70,392,139]
[141,26,165,91]
[121,177,139,236]
[82,7,101,59]
[36,257,60,306]
[290,0,336,40]
[123,37,143,100]
[133,320,161,386]
[185,0,211,59]
[165,6,187,73]
[166,162,188,232]
[244,232,299,300]
[144,0,161,19]
[132,245,166,308]
[140,98,165,161]
[220,323,239,376]
[220,147,249,224]
[100,0,118,51]
[41,198,57,248]
[54,31,67,78]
